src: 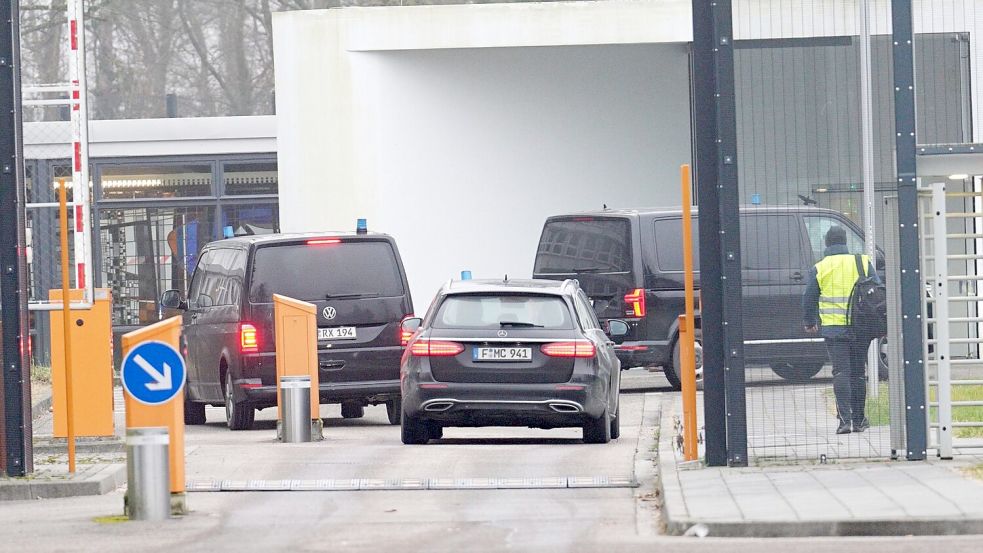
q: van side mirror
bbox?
[606,319,630,345]
[160,289,187,310]
[401,317,423,334]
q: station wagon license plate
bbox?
[473,347,532,362]
[317,327,357,340]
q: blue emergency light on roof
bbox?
[223,225,235,238]
[461,270,472,280]
[750,193,761,206]
[356,218,368,234]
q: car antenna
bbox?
[603,203,608,209]
[504,274,509,282]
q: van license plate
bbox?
[473,347,532,362]
[318,327,357,340]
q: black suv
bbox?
[399,279,628,444]
[533,206,883,389]
[160,231,414,430]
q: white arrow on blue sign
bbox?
[121,340,187,405]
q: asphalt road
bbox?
[3,369,983,552]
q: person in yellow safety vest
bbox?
[802,225,880,435]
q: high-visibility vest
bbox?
[815,253,869,327]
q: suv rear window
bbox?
[534,218,631,274]
[248,241,404,303]
[432,294,574,329]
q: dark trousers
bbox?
[825,335,869,424]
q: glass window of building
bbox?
[100,164,213,200]
[222,204,279,237]
[223,162,278,196]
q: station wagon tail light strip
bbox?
[410,339,464,357]
[624,288,646,317]
[240,323,259,353]
[541,341,596,358]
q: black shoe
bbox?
[853,418,870,432]
[836,421,852,435]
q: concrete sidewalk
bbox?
[655,394,983,537]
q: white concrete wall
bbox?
[273,2,692,310]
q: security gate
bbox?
[921,180,983,458]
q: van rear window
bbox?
[248,241,404,303]
[534,218,631,274]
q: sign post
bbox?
[120,317,187,515]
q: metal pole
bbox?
[692,0,727,466]
[280,376,312,443]
[0,0,32,477]
[931,182,953,459]
[680,165,699,462]
[125,427,170,521]
[891,0,928,461]
[58,179,77,474]
[859,0,880,400]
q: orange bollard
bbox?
[273,294,321,435]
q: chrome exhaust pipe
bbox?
[548,402,581,413]
[424,402,454,412]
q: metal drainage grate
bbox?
[185,475,637,492]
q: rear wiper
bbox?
[499,321,544,328]
[324,292,380,299]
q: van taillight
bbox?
[240,323,259,353]
[541,341,596,358]
[624,288,646,317]
[410,340,464,357]
[400,315,415,347]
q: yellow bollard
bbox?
[273,294,321,428]
[50,288,114,438]
[120,316,186,511]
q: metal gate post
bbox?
[883,196,907,458]
[691,0,747,467]
[930,183,953,458]
[891,0,928,461]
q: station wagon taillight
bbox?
[624,288,646,317]
[240,323,259,353]
[541,341,596,358]
[410,339,464,357]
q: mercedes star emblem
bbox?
[497,330,508,338]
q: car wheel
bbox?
[386,397,401,425]
[184,392,207,425]
[668,335,703,392]
[400,408,430,445]
[583,408,611,444]
[609,405,621,440]
[224,372,255,431]
[770,361,824,383]
[341,401,365,419]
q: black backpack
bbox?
[848,254,887,341]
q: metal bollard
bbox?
[126,427,170,521]
[281,375,312,443]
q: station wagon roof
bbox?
[441,278,577,297]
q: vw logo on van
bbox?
[322,306,337,320]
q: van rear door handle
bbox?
[790,271,804,281]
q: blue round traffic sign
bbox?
[121,340,186,406]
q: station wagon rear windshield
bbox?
[534,218,631,274]
[248,241,404,303]
[433,295,574,329]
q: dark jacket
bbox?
[802,244,880,338]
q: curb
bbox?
[31,393,53,422]
[632,393,664,537]
[653,396,983,537]
[0,463,126,502]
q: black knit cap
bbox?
[825,225,847,247]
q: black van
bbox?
[160,232,414,430]
[532,206,883,390]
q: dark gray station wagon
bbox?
[160,232,414,430]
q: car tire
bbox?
[877,336,889,381]
[224,372,255,431]
[664,336,684,391]
[400,409,430,445]
[583,408,611,444]
[341,401,365,419]
[770,361,824,383]
[386,397,401,425]
[609,404,621,440]
[184,393,207,425]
